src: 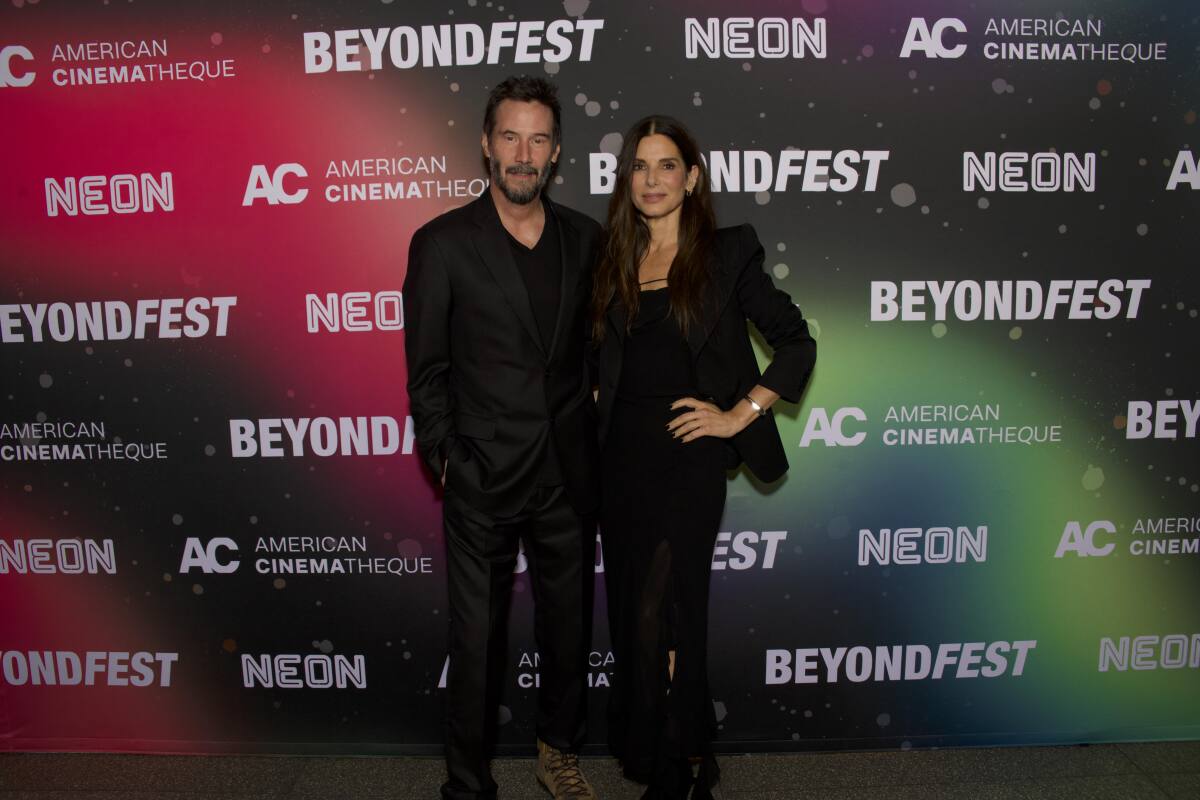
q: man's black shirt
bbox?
[505,200,562,352]
[505,199,563,486]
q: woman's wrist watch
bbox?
[743,394,767,418]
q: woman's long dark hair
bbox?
[591,115,717,342]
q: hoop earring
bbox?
[686,187,693,197]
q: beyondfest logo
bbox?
[766,641,1037,684]
[302,19,605,73]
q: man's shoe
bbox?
[535,739,596,799]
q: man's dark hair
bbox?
[482,75,562,147]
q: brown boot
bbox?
[535,739,596,799]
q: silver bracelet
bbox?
[744,395,767,417]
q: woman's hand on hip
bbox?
[667,397,754,442]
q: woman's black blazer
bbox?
[594,224,817,483]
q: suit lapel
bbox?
[606,301,627,343]
[545,200,579,360]
[686,250,738,357]
[469,193,546,359]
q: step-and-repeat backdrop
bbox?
[1,0,1197,754]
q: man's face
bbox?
[482,99,560,205]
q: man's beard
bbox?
[490,159,551,205]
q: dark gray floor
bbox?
[1,742,1198,799]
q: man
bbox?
[403,75,601,800]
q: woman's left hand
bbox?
[668,397,750,442]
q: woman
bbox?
[593,116,816,799]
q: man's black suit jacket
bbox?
[403,192,602,517]
[595,224,817,484]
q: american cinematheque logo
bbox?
[52,38,235,86]
[798,403,1063,449]
[10,38,237,88]
[1055,517,1200,559]
[900,16,1167,62]
[243,157,487,207]
[178,535,434,578]
[1,420,168,463]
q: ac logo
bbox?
[0,45,35,87]
[1054,521,1116,558]
[243,164,308,206]
[900,18,967,59]
[179,537,240,573]
[1166,151,1200,191]
[799,407,867,447]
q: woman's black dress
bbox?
[601,288,724,796]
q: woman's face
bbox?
[629,133,699,221]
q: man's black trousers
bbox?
[440,484,595,800]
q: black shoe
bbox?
[640,759,693,800]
